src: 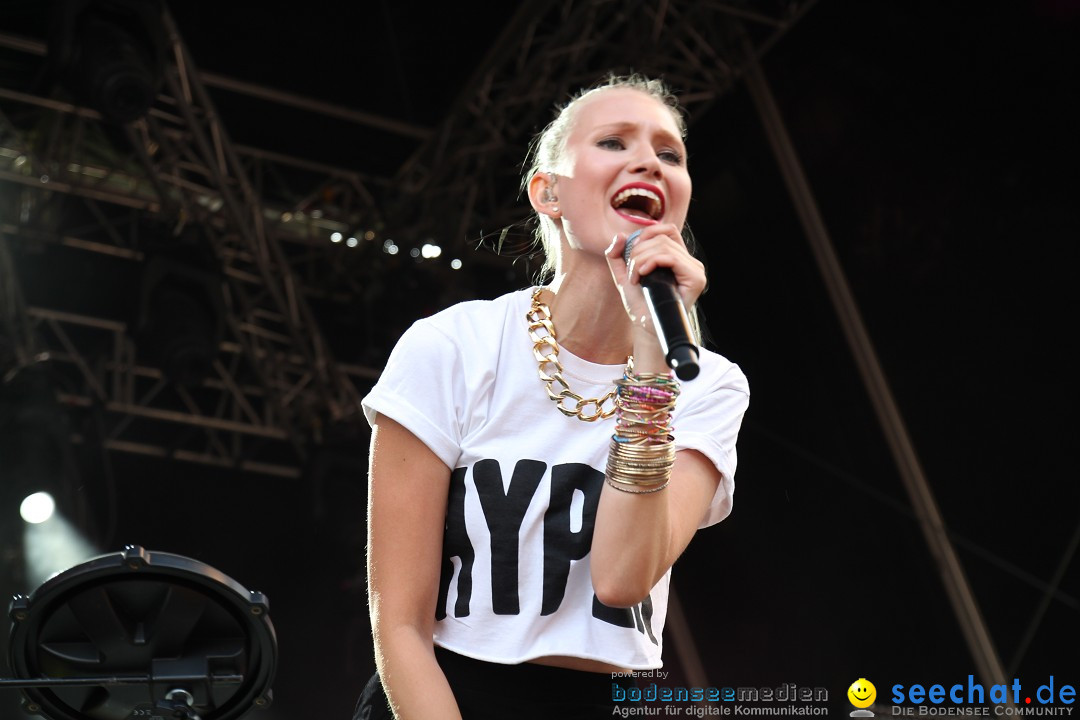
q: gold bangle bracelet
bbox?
[605,476,670,494]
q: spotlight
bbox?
[19,492,56,524]
[135,226,225,387]
[136,263,225,386]
[0,368,72,529]
[5,546,277,720]
[48,0,168,124]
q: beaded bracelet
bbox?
[605,370,680,493]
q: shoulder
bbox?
[380,289,532,376]
[407,288,531,345]
[379,288,536,376]
[692,346,750,398]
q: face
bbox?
[542,87,692,256]
[847,679,877,709]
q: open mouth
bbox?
[611,185,664,222]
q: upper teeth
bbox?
[612,187,662,217]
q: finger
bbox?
[630,236,691,279]
[605,233,631,286]
[631,246,707,304]
[622,228,666,284]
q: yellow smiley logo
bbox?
[848,678,877,709]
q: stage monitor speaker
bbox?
[6,545,276,720]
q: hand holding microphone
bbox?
[622,229,700,381]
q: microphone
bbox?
[623,230,700,380]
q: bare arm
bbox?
[367,415,462,719]
[590,444,721,607]
[592,226,730,606]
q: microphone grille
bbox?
[622,230,643,265]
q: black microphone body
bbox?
[624,231,700,380]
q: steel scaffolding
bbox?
[0,0,1027,697]
[0,0,810,475]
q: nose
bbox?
[629,148,663,178]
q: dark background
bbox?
[1,0,1077,718]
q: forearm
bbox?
[374,624,462,720]
[591,485,674,606]
[590,331,713,606]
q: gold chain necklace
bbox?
[526,287,626,422]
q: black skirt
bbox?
[353,646,638,719]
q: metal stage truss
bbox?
[0,0,814,476]
[1,0,1030,701]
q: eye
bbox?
[597,137,625,150]
[658,148,684,165]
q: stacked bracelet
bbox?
[605,371,680,493]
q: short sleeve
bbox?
[673,361,750,528]
[362,319,466,469]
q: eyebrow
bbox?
[593,121,685,147]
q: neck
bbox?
[544,262,633,365]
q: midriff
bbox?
[528,654,631,674]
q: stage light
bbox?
[346,237,358,247]
[451,259,463,270]
[0,368,71,528]
[331,232,343,243]
[0,369,98,593]
[135,228,225,387]
[19,492,55,525]
[421,243,442,259]
[48,0,168,124]
[4,546,278,720]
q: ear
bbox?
[528,173,560,218]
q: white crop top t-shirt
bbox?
[362,288,749,669]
